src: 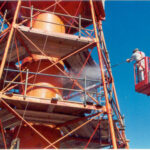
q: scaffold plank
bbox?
[15,25,95,57]
[0,93,105,116]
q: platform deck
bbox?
[0,92,112,148]
[0,25,96,61]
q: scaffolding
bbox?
[0,0,129,149]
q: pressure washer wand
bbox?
[111,60,127,68]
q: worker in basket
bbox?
[126,48,145,82]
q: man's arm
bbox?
[126,58,131,62]
[126,54,135,63]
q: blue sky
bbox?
[1,1,149,148]
[102,1,150,148]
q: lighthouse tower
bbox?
[0,1,128,149]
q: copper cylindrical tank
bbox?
[31,13,65,33]
[13,125,61,149]
[21,55,64,99]
[21,14,65,99]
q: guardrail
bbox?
[134,57,150,85]
[20,5,94,37]
[4,68,101,105]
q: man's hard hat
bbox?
[133,48,139,53]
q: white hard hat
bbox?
[133,48,139,53]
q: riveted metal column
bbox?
[0,0,21,79]
[89,0,117,148]
[98,20,129,148]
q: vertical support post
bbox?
[0,0,21,79]
[98,19,129,148]
[30,5,33,29]
[98,20,126,132]
[84,75,86,106]
[24,69,29,99]
[10,138,20,149]
[98,20,111,72]
[89,0,117,148]
[99,18,128,147]
[148,57,150,83]
[79,14,81,37]
[0,120,7,149]
[112,82,123,124]
[145,57,148,84]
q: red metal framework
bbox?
[134,57,150,95]
[0,0,129,149]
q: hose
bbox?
[111,61,127,68]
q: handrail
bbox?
[21,6,93,22]
[20,5,94,37]
[21,16,94,32]
[4,68,101,83]
[134,57,149,85]
[3,68,100,103]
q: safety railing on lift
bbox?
[3,68,102,105]
[134,57,150,85]
[97,27,127,142]
[20,5,94,38]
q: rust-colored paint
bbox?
[89,0,117,148]
[21,55,64,99]
[1,1,105,28]
[14,125,61,149]
[21,14,65,99]
[0,0,21,79]
[31,13,65,33]
[0,62,18,90]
